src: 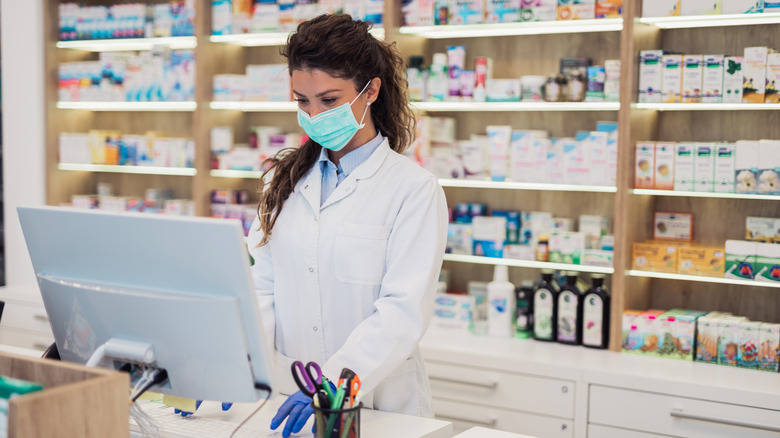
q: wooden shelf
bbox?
[633,103,780,111]
[627,270,780,289]
[210,27,384,46]
[55,36,197,51]
[638,12,780,29]
[441,179,617,193]
[399,18,623,38]
[210,169,263,178]
[631,189,780,201]
[210,101,296,112]
[56,101,197,111]
[443,254,614,275]
[412,101,620,112]
[58,163,197,176]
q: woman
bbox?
[246,14,448,438]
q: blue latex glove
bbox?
[174,400,233,417]
[270,391,314,437]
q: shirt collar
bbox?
[318,131,384,177]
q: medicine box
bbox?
[486,0,521,23]
[504,244,535,260]
[694,143,715,192]
[662,55,683,103]
[757,139,780,195]
[492,210,521,244]
[632,241,680,273]
[722,0,764,13]
[681,0,722,15]
[654,212,693,241]
[563,139,589,186]
[519,0,558,21]
[678,246,725,277]
[579,215,609,250]
[675,312,705,361]
[682,55,703,103]
[743,47,772,103]
[735,140,759,194]
[556,0,595,20]
[768,0,780,12]
[548,138,566,184]
[723,56,744,103]
[654,311,680,358]
[549,231,585,264]
[520,211,552,247]
[746,216,780,242]
[758,323,780,372]
[472,215,506,257]
[582,249,613,267]
[595,0,622,18]
[486,79,522,102]
[702,54,724,103]
[642,0,680,16]
[639,50,663,103]
[765,52,780,103]
[635,142,655,188]
[588,131,608,186]
[674,142,695,191]
[719,318,744,366]
[738,320,762,368]
[725,239,757,279]
[654,142,675,190]
[433,293,475,331]
[714,143,736,193]
[696,315,721,363]
[447,223,473,255]
[755,242,780,282]
[621,310,644,353]
[510,131,534,182]
[449,0,484,24]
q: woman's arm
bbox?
[247,216,276,351]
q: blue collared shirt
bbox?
[319,132,384,206]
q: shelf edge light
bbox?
[638,12,780,29]
[210,27,384,46]
[627,270,780,289]
[56,36,197,51]
[633,103,780,111]
[440,179,617,193]
[57,101,197,111]
[58,163,197,176]
[631,189,780,200]
[399,19,622,38]
[411,102,620,112]
[209,101,297,112]
[443,254,615,274]
[210,169,263,178]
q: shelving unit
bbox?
[55,35,197,51]
[57,163,197,176]
[633,102,780,111]
[41,0,780,353]
[444,254,614,275]
[627,270,780,289]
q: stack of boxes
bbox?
[59,130,195,169]
[210,126,304,171]
[643,0,778,16]
[213,64,291,102]
[210,189,258,236]
[725,217,780,282]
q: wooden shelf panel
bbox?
[412,101,620,112]
[631,189,780,201]
[210,27,384,46]
[56,36,197,51]
[443,254,614,275]
[399,18,623,38]
[58,163,197,176]
[633,103,780,111]
[441,179,617,193]
[57,102,197,111]
[628,270,780,289]
[638,12,780,29]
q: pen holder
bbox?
[312,401,362,438]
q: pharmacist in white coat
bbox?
[247,14,448,438]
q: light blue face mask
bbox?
[297,81,372,152]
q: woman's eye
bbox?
[322,98,337,104]
[294,98,308,104]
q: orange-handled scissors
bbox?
[346,375,361,408]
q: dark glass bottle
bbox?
[516,281,534,339]
[582,275,610,349]
[532,270,558,342]
[556,272,583,345]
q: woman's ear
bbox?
[367,77,382,104]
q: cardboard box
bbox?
[766,52,780,103]
[743,47,773,103]
[694,143,715,192]
[735,140,759,194]
[758,322,780,372]
[723,56,744,103]
[722,0,764,13]
[548,138,566,184]
[755,242,780,282]
[674,142,696,191]
[520,211,552,247]
[582,249,613,267]
[714,143,736,193]
[719,318,745,366]
[563,139,590,186]
[702,54,724,103]
[696,315,721,363]
[595,0,622,17]
[662,55,683,103]
[642,0,681,16]
[682,55,703,103]
[675,311,706,361]
[549,230,585,264]
[520,0,558,21]
[589,131,609,186]
[678,246,725,277]
[746,216,780,242]
[639,50,664,103]
[632,241,680,272]
[579,214,609,250]
[681,0,722,15]
[433,293,475,331]
[621,310,645,353]
[447,223,473,255]
[654,142,675,190]
[725,239,758,279]
[557,0,595,20]
[635,142,655,188]
[449,0,484,24]
[654,212,693,241]
[486,0,521,22]
[738,320,762,368]
[472,215,507,257]
[757,139,780,195]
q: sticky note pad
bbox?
[163,394,199,413]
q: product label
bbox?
[582,294,604,346]
[557,290,578,342]
[533,289,554,340]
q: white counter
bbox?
[454,427,537,438]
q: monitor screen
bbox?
[17,206,273,402]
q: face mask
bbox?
[297,81,372,152]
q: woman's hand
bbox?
[270,391,314,437]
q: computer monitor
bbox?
[17,206,274,402]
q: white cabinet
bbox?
[0,284,53,354]
[587,424,665,438]
[434,398,573,438]
[589,385,780,438]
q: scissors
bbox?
[291,360,323,398]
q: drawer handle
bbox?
[33,314,49,322]
[435,414,497,428]
[429,376,498,390]
[670,408,780,433]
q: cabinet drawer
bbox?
[588,424,666,438]
[0,328,54,353]
[0,301,52,334]
[589,385,780,438]
[433,398,573,438]
[426,361,574,419]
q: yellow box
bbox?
[632,241,680,273]
[677,246,725,277]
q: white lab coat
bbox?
[247,138,448,417]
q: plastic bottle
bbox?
[515,281,534,339]
[426,53,448,102]
[556,272,583,345]
[487,264,516,337]
[582,274,610,349]
[406,55,426,102]
[532,270,558,342]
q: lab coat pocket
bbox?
[335,223,391,286]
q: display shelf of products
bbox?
[638,12,780,29]
[633,103,780,111]
[55,36,197,52]
[398,18,623,39]
[627,269,780,289]
[443,254,614,275]
[440,178,617,193]
[412,101,620,112]
[58,163,197,176]
[210,27,385,46]
[631,188,780,201]
[209,101,297,112]
[56,101,197,111]
[210,169,263,178]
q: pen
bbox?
[325,383,347,436]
